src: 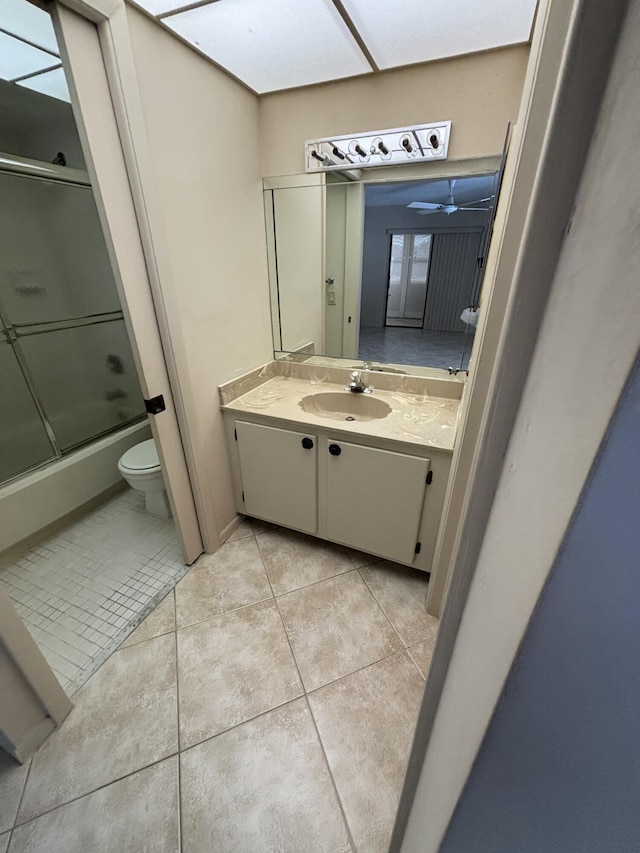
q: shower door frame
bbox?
[0,0,206,752]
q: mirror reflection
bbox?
[265,167,499,374]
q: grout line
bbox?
[174,592,275,634]
[9,756,34,837]
[172,590,184,853]
[304,694,358,853]
[8,752,179,833]
[356,567,407,649]
[178,693,305,757]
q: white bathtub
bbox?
[0,419,151,554]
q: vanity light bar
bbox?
[305,121,451,172]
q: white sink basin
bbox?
[299,392,392,422]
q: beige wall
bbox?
[126,8,273,540]
[259,46,529,177]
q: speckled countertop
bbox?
[221,374,461,452]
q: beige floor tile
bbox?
[177,599,302,748]
[0,832,8,853]
[278,571,401,691]
[175,537,272,628]
[18,634,178,823]
[9,757,179,853]
[258,528,353,595]
[180,698,352,853]
[346,547,381,569]
[408,634,438,679]
[227,519,253,541]
[120,591,175,648]
[0,752,30,834]
[359,561,436,647]
[309,652,425,853]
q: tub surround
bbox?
[220,361,461,572]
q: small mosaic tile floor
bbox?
[0,487,187,695]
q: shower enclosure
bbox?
[0,153,145,485]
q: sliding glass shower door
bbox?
[0,158,145,485]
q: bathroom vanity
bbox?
[220,361,463,573]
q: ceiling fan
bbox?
[407,179,493,215]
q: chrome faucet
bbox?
[346,370,372,394]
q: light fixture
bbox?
[306,122,451,172]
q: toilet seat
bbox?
[118,439,160,472]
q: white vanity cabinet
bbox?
[235,421,318,534]
[324,439,430,565]
[226,413,451,571]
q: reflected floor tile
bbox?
[18,633,178,823]
[9,757,179,853]
[0,752,30,834]
[175,537,272,628]
[120,591,175,648]
[359,561,436,647]
[177,599,302,748]
[258,528,353,595]
[309,653,425,852]
[278,571,401,691]
[180,699,351,853]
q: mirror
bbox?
[264,158,502,376]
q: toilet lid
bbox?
[119,439,160,471]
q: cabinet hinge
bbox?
[426,470,433,485]
[414,542,422,555]
[241,491,245,502]
[234,428,238,441]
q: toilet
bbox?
[117,439,172,519]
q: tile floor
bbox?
[359,326,475,371]
[0,519,438,853]
[0,488,186,694]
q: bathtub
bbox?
[0,419,151,554]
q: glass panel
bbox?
[18,67,70,103]
[0,342,55,482]
[17,319,145,451]
[386,234,405,319]
[0,0,59,54]
[0,172,121,325]
[405,233,432,319]
[0,31,56,81]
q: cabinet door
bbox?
[236,421,318,534]
[325,440,429,564]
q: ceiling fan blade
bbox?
[407,201,442,210]
[416,209,442,215]
[457,206,490,211]
[464,196,494,205]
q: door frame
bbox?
[392,0,632,849]
[51,0,206,563]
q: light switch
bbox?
[327,290,336,305]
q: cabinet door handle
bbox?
[301,437,314,450]
[329,443,341,456]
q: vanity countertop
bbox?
[221,375,461,452]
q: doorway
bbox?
[386,232,433,327]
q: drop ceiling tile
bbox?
[17,66,70,103]
[164,0,372,94]
[131,0,194,14]
[0,32,58,81]
[0,0,59,55]
[341,0,537,69]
